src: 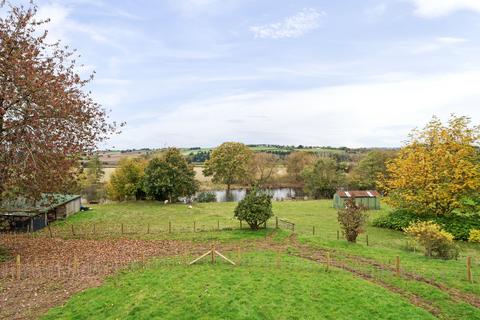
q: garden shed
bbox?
[333,190,380,210]
[0,194,81,232]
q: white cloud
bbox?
[398,36,469,54]
[436,36,468,44]
[250,8,325,39]
[107,71,480,149]
[409,0,480,18]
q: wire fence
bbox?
[1,216,479,288]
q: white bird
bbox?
[164,200,169,204]
[188,205,193,209]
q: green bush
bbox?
[196,191,217,203]
[372,209,417,231]
[405,221,459,260]
[234,188,273,230]
[373,209,480,241]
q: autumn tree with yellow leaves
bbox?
[380,115,480,216]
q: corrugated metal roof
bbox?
[0,193,81,216]
[336,190,380,198]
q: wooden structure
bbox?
[333,190,380,210]
[0,194,82,232]
[189,246,236,265]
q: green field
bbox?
[36,200,480,319]
[43,252,434,320]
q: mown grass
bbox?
[46,200,480,303]
[42,252,434,320]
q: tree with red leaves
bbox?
[0,1,118,201]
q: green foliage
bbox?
[234,188,273,230]
[337,198,368,242]
[143,148,198,202]
[404,221,459,260]
[106,158,146,201]
[373,209,480,241]
[203,142,253,191]
[79,155,106,202]
[468,229,480,243]
[196,191,216,203]
[349,150,396,190]
[372,209,417,231]
[302,158,345,199]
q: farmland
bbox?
[2,200,480,319]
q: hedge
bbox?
[373,209,480,241]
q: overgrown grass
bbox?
[42,252,434,320]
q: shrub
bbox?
[234,188,273,230]
[404,221,459,260]
[337,198,368,243]
[468,229,480,243]
[196,191,217,203]
[373,209,480,241]
[372,209,418,231]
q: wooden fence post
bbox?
[211,245,215,264]
[275,217,278,229]
[240,220,242,229]
[395,256,400,277]
[121,223,124,234]
[292,223,295,232]
[337,230,339,240]
[193,221,196,233]
[16,255,21,280]
[217,220,220,231]
[71,225,75,236]
[467,256,472,283]
[237,246,241,265]
[312,226,315,236]
[366,234,369,246]
[147,223,150,234]
[48,225,53,238]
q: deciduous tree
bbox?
[286,151,315,183]
[249,152,278,187]
[302,158,346,199]
[203,142,253,192]
[0,2,117,201]
[349,150,396,190]
[143,148,198,202]
[107,158,146,201]
[379,115,480,216]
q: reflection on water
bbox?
[205,188,302,202]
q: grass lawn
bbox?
[37,200,480,319]
[42,252,434,320]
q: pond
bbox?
[200,188,304,202]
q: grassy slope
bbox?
[44,200,480,318]
[42,253,434,320]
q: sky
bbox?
[6,0,480,149]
